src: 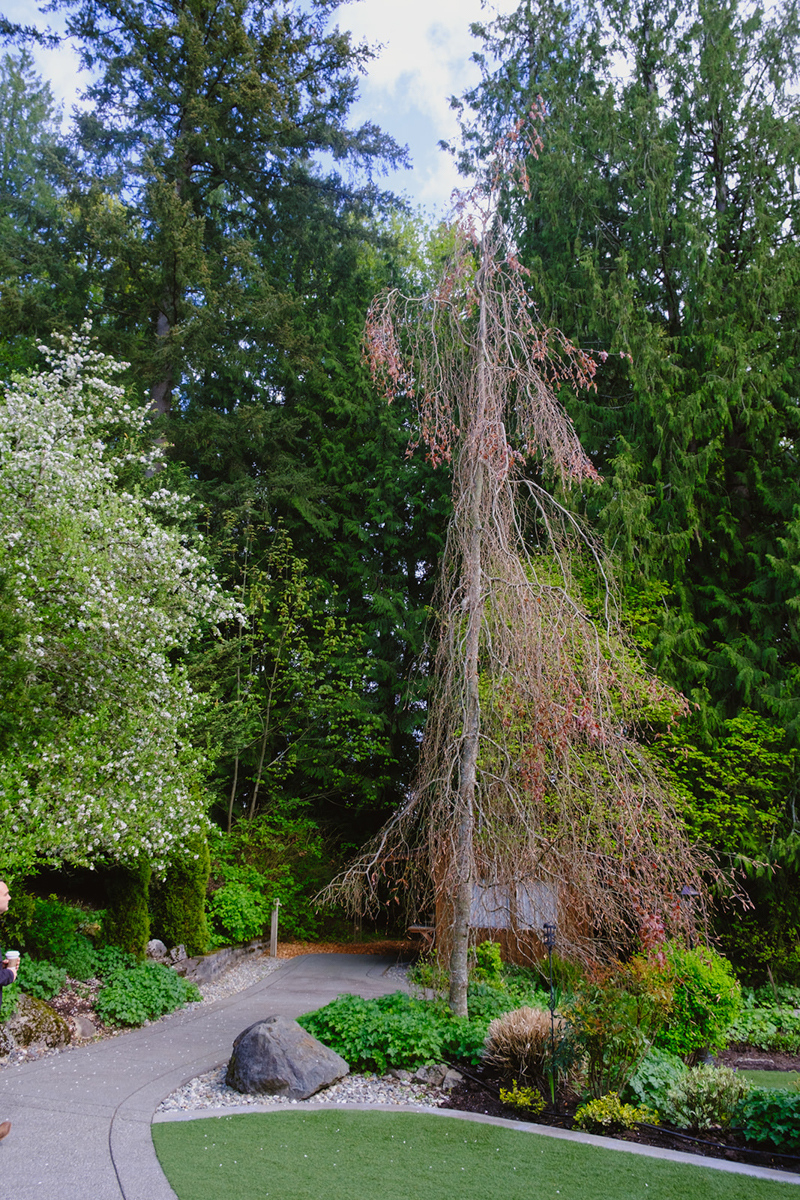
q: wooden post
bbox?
[270,899,281,958]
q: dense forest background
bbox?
[0,0,798,981]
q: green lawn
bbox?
[152,1109,800,1200]
[739,1071,800,1092]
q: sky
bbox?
[5,0,519,216]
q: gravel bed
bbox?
[195,953,285,1003]
[157,1064,446,1114]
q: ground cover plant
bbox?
[726,987,800,1055]
[0,896,200,1028]
[93,957,200,1027]
[299,989,511,1072]
[300,947,552,1073]
[736,1089,800,1152]
[152,1109,800,1200]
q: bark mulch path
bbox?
[441,1060,800,1178]
[275,939,416,959]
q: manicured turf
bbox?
[152,1109,800,1200]
[740,1071,800,1092]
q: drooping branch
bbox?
[323,112,712,1014]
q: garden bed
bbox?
[441,1059,800,1177]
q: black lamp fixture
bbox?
[680,884,701,948]
[543,921,557,1106]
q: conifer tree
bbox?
[452,0,800,975]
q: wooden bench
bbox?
[407,924,435,952]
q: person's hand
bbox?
[2,956,19,979]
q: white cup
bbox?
[4,950,19,962]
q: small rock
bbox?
[72,1015,97,1040]
[169,945,188,964]
[146,939,169,961]
[226,1015,349,1100]
[387,1068,412,1082]
[0,1025,15,1056]
[442,1068,463,1091]
[5,996,71,1049]
[413,1064,448,1086]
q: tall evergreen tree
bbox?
[453,0,800,975]
[454,0,800,733]
[0,3,448,835]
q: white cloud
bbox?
[4,0,519,213]
[341,0,519,211]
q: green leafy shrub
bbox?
[574,1092,658,1134]
[16,957,66,1000]
[485,1006,568,1092]
[102,862,151,959]
[208,881,271,944]
[299,990,499,1072]
[736,1088,800,1150]
[94,943,137,981]
[566,958,672,1099]
[666,1064,750,1130]
[61,934,97,981]
[472,941,504,987]
[300,992,445,1073]
[655,943,741,1061]
[25,896,81,964]
[624,1047,687,1123]
[0,890,36,949]
[499,1080,546,1116]
[150,834,210,956]
[725,1005,800,1054]
[0,980,19,1021]
[408,950,448,991]
[208,816,327,946]
[95,962,200,1027]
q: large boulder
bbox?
[225,1015,348,1100]
[4,995,71,1049]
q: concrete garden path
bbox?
[0,953,406,1200]
[1,953,797,1199]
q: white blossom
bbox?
[0,330,236,872]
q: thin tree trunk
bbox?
[248,631,286,820]
[150,309,173,415]
[448,258,489,1017]
[227,754,239,834]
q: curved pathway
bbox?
[1,954,797,1197]
[0,953,405,1200]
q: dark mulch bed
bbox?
[716,1048,800,1073]
[441,1059,800,1177]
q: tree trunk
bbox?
[150,309,173,416]
[448,258,489,1017]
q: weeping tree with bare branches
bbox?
[323,112,711,1017]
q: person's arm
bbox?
[0,967,15,986]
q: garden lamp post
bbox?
[543,921,557,1106]
[680,885,700,949]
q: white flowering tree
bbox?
[0,329,234,875]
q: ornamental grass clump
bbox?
[484,1006,566,1091]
